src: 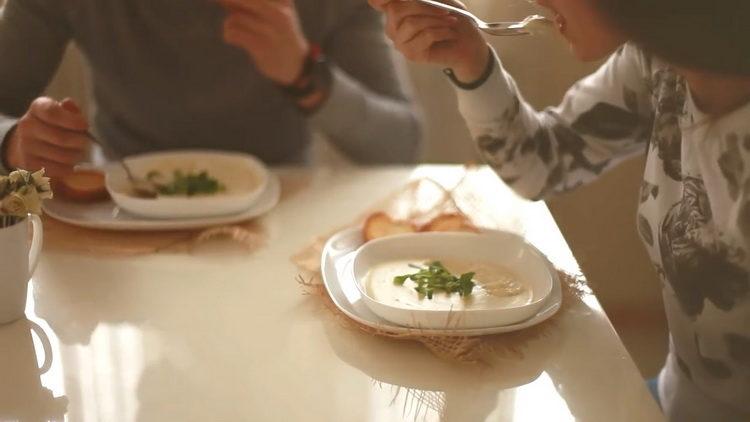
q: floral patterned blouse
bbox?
[452,44,750,421]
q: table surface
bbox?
[0,166,663,422]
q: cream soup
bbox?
[365,259,531,311]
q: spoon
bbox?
[415,0,552,36]
[83,132,158,199]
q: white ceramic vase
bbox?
[0,215,43,324]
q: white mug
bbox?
[0,215,43,325]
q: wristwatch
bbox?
[277,43,332,101]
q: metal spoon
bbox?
[83,132,158,199]
[415,0,552,36]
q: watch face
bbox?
[276,47,332,106]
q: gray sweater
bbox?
[0,0,421,169]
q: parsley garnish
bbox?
[147,170,225,197]
[393,261,476,299]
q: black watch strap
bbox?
[277,44,328,99]
[443,46,495,91]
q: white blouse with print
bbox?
[452,44,750,421]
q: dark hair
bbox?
[598,0,750,75]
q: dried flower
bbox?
[20,189,42,214]
[8,170,27,186]
[0,168,53,218]
[2,192,28,217]
[30,169,53,200]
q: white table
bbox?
[0,166,663,421]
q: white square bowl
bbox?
[105,150,269,219]
[351,231,554,329]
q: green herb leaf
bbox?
[146,170,161,181]
[393,275,408,286]
[391,261,476,300]
[152,170,225,197]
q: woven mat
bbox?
[42,216,267,255]
[292,168,588,363]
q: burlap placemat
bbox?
[42,216,267,255]
[292,168,588,363]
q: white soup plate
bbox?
[320,228,562,336]
[351,231,555,330]
[106,150,269,219]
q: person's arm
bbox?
[736,176,749,256]
[307,3,422,164]
[0,0,72,173]
[454,44,654,200]
[721,131,750,254]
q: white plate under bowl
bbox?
[352,231,554,330]
[106,150,269,219]
[321,228,561,336]
[43,173,280,231]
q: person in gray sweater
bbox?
[0,0,422,177]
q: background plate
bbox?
[43,173,280,231]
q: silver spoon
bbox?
[415,0,552,36]
[83,132,158,199]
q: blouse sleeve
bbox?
[453,44,655,200]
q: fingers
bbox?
[385,1,450,33]
[11,98,91,178]
[223,12,274,38]
[9,132,80,178]
[218,0,290,50]
[216,0,307,84]
[223,25,265,53]
[216,0,282,20]
[26,137,87,166]
[60,98,82,114]
[379,2,459,64]
[368,0,391,12]
[23,159,75,179]
[222,16,274,56]
[391,15,457,45]
[17,114,89,151]
[401,27,458,62]
[28,97,88,132]
[14,132,87,178]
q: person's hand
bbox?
[4,97,90,178]
[369,0,489,83]
[218,0,310,85]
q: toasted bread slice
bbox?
[363,212,417,242]
[55,169,109,202]
[420,213,478,233]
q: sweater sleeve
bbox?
[307,3,422,164]
[454,44,655,200]
[0,0,72,173]
[718,131,750,257]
